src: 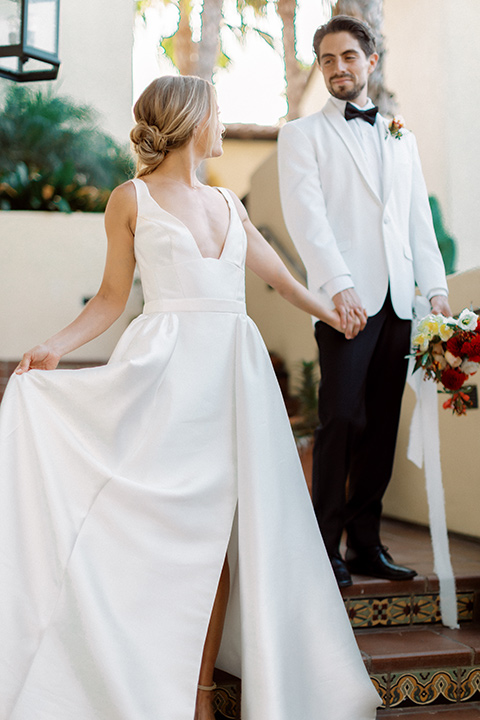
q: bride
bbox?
[0,75,378,720]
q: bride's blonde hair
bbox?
[130,75,217,177]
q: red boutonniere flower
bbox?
[386,115,405,140]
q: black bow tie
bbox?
[344,102,378,125]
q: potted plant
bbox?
[0,86,138,367]
[0,85,134,212]
[290,360,319,495]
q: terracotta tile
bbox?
[342,575,428,598]
[379,518,480,577]
[426,576,480,593]
[356,628,474,672]
[377,705,480,718]
[434,627,480,664]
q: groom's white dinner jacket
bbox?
[277,97,448,320]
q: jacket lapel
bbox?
[322,98,382,205]
[378,114,395,204]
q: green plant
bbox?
[428,195,456,275]
[291,360,319,443]
[0,85,134,212]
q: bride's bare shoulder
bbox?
[108,180,137,206]
[105,180,137,234]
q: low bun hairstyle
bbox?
[130,75,217,177]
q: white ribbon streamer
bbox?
[407,297,459,629]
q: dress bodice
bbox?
[132,179,247,310]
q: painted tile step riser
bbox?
[345,592,477,628]
[371,665,480,710]
[201,672,480,717]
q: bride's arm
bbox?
[228,192,367,339]
[16,182,137,374]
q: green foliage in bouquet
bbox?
[0,85,134,212]
[411,309,480,415]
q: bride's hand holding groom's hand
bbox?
[332,288,368,340]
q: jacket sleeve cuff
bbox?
[322,275,355,299]
[427,288,448,301]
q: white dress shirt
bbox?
[322,97,383,298]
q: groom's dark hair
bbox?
[313,15,377,63]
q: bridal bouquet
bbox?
[412,308,480,415]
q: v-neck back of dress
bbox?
[131,178,247,312]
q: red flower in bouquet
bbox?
[446,334,465,357]
[440,367,468,391]
[411,308,480,416]
[461,336,480,362]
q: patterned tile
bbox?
[347,598,376,627]
[458,593,476,622]
[370,674,389,707]
[346,591,476,628]
[458,666,480,703]
[387,668,458,707]
[409,595,441,624]
[214,685,240,719]
[347,596,420,627]
[388,598,416,625]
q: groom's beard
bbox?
[328,75,366,102]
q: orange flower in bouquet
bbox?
[411,308,480,415]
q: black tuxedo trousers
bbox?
[312,292,411,556]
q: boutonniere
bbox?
[386,115,405,140]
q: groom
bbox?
[277,15,451,587]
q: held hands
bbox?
[15,344,62,374]
[332,288,368,339]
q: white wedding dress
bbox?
[0,179,380,720]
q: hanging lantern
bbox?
[0,0,60,82]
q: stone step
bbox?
[211,626,480,717]
[356,624,480,712]
[342,573,480,629]
[378,704,480,718]
[338,517,480,629]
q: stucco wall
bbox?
[0,0,134,143]
[205,139,277,199]
[55,0,134,142]
[247,152,318,372]
[300,0,480,273]
[384,268,480,538]
[0,212,143,362]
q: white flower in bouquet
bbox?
[417,314,441,338]
[413,332,430,351]
[460,359,480,376]
[457,308,478,332]
[438,322,455,341]
[432,343,448,369]
[444,350,463,368]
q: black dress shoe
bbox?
[345,546,417,581]
[329,554,353,588]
